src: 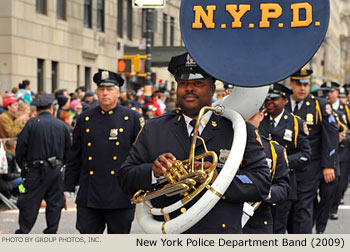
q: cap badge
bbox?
[301,68,307,75]
[185,54,197,68]
[109,129,118,140]
[101,71,109,80]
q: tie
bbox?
[189,120,197,142]
[294,101,300,114]
[270,119,276,128]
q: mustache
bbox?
[183,91,199,99]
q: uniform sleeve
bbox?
[117,123,154,197]
[64,115,82,192]
[287,118,312,171]
[15,122,31,169]
[269,145,290,203]
[320,100,339,169]
[223,123,271,203]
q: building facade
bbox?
[0,0,182,93]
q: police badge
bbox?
[109,129,118,140]
[219,149,230,164]
[306,113,314,125]
[283,129,293,142]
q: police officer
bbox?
[117,52,271,234]
[15,94,71,234]
[320,82,350,221]
[64,70,143,234]
[259,83,311,234]
[243,108,290,234]
[285,68,338,234]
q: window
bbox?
[57,0,66,20]
[37,59,45,92]
[77,65,80,88]
[127,0,133,40]
[162,14,168,46]
[51,61,58,93]
[36,0,47,15]
[85,67,91,91]
[84,0,92,28]
[170,17,175,46]
[117,0,123,38]
[141,9,156,45]
[97,0,105,32]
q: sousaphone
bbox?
[133,0,330,233]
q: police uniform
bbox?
[243,137,290,234]
[15,94,71,234]
[259,83,312,234]
[320,82,350,220]
[117,53,271,234]
[64,70,143,234]
[285,69,339,234]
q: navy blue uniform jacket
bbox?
[117,110,271,233]
[64,105,142,209]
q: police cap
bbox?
[339,87,347,98]
[93,70,124,87]
[32,94,56,108]
[266,83,293,100]
[343,83,350,95]
[311,87,331,98]
[290,68,313,84]
[168,53,213,81]
[321,81,340,91]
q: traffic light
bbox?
[117,55,147,77]
[117,58,132,74]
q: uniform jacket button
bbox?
[89,171,94,175]
[110,170,115,175]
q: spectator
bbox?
[144,94,162,117]
[56,95,71,119]
[29,105,37,118]
[70,100,83,128]
[75,86,86,100]
[16,80,33,105]
[0,94,4,114]
[0,96,27,138]
[59,111,74,134]
[142,104,156,120]
[82,91,98,111]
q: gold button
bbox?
[88,156,92,161]
[264,221,268,225]
[180,208,186,213]
[89,171,94,175]
[285,145,288,148]
[109,111,113,115]
[115,141,120,146]
[291,168,294,172]
[124,116,129,120]
[86,128,90,133]
[119,128,124,133]
[85,116,89,121]
[110,170,115,175]
[101,110,105,114]
[87,142,92,147]
[113,156,118,160]
[222,196,226,200]
[222,224,226,229]
[272,203,277,206]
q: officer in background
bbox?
[244,107,290,234]
[64,70,143,234]
[117,52,271,234]
[319,82,350,221]
[285,68,338,234]
[259,83,311,233]
[15,94,71,234]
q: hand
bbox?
[152,153,176,177]
[192,161,217,184]
[323,168,335,183]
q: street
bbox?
[1,188,349,234]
